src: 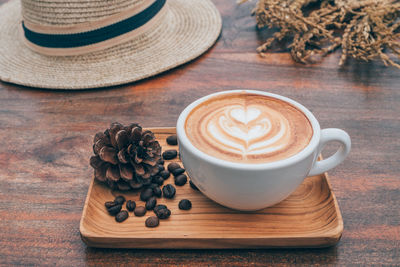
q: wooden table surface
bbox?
[1,0,399,266]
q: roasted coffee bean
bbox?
[107,204,122,215]
[159,170,170,180]
[157,158,165,165]
[140,188,153,201]
[145,197,157,210]
[114,195,126,205]
[166,135,178,145]
[115,210,129,222]
[172,168,185,177]
[152,186,162,198]
[155,207,171,219]
[189,180,199,191]
[126,200,136,211]
[179,199,192,210]
[167,162,181,173]
[174,174,187,186]
[162,150,178,160]
[134,206,146,217]
[162,184,176,199]
[154,204,168,213]
[145,216,160,228]
[157,164,165,172]
[105,201,117,209]
[154,204,170,218]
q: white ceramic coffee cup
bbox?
[176,90,351,211]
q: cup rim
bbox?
[176,90,321,170]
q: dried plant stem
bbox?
[245,0,400,68]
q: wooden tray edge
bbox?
[321,171,344,241]
[79,177,95,240]
[80,230,342,249]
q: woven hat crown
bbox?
[0,0,222,89]
[20,0,167,56]
[22,0,146,26]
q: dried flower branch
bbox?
[244,0,400,68]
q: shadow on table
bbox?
[84,246,339,265]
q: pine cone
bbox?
[90,122,162,191]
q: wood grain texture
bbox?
[0,0,399,265]
[80,128,343,249]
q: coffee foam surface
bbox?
[185,93,313,164]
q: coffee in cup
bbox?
[185,92,313,164]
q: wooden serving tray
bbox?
[80,128,343,249]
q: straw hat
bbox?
[0,0,222,89]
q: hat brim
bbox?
[0,0,222,90]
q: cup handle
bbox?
[307,128,351,177]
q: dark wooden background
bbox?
[1,0,399,265]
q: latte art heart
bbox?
[207,105,290,157]
[230,107,260,124]
[185,93,313,164]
